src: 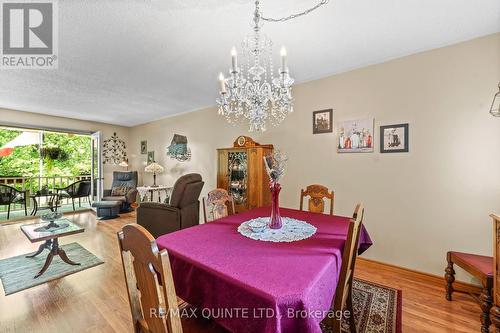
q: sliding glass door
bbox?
[91,131,103,203]
[0,126,96,219]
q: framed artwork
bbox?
[140,140,147,154]
[313,109,333,134]
[380,123,409,153]
[337,118,374,153]
[147,151,155,164]
[102,132,127,165]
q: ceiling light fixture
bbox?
[490,82,500,117]
[216,0,329,131]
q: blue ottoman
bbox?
[92,201,121,220]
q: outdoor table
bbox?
[29,192,59,215]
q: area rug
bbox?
[321,279,402,333]
[0,242,104,295]
[177,278,402,333]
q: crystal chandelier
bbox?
[216,0,329,132]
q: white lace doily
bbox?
[237,217,317,242]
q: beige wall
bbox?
[1,33,498,280]
[0,108,129,189]
[129,33,500,280]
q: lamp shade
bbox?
[490,82,500,117]
[145,162,164,174]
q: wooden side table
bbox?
[137,185,172,203]
[21,219,84,278]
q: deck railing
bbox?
[0,175,92,212]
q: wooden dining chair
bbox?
[299,184,334,215]
[202,188,235,223]
[118,224,183,333]
[324,203,364,333]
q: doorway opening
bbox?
[0,126,102,222]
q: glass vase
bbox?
[269,182,282,229]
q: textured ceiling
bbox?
[0,0,499,126]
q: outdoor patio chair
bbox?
[56,179,92,211]
[0,184,27,219]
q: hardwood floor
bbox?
[0,211,483,333]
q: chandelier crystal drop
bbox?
[216,0,329,132]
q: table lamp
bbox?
[144,161,164,187]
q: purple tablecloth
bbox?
[156,207,372,333]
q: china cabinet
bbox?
[217,136,273,213]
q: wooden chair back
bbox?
[202,188,235,223]
[326,203,364,332]
[117,224,183,333]
[299,184,334,215]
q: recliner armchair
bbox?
[137,173,204,238]
[103,171,138,212]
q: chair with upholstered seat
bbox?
[445,251,493,332]
[323,203,364,332]
[137,173,204,238]
[299,184,334,215]
[202,188,235,223]
[103,171,138,212]
[118,223,183,333]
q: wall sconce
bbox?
[119,158,129,170]
[490,82,500,117]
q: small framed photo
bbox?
[147,151,155,163]
[313,109,333,134]
[140,140,147,154]
[380,123,409,153]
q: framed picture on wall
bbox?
[312,109,333,134]
[147,151,155,163]
[380,123,409,153]
[337,118,374,153]
[140,140,147,154]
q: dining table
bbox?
[156,206,373,333]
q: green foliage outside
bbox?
[0,128,92,185]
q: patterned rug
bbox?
[178,278,402,333]
[0,242,104,295]
[321,279,402,333]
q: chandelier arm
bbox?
[260,0,329,23]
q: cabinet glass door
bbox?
[227,151,247,206]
